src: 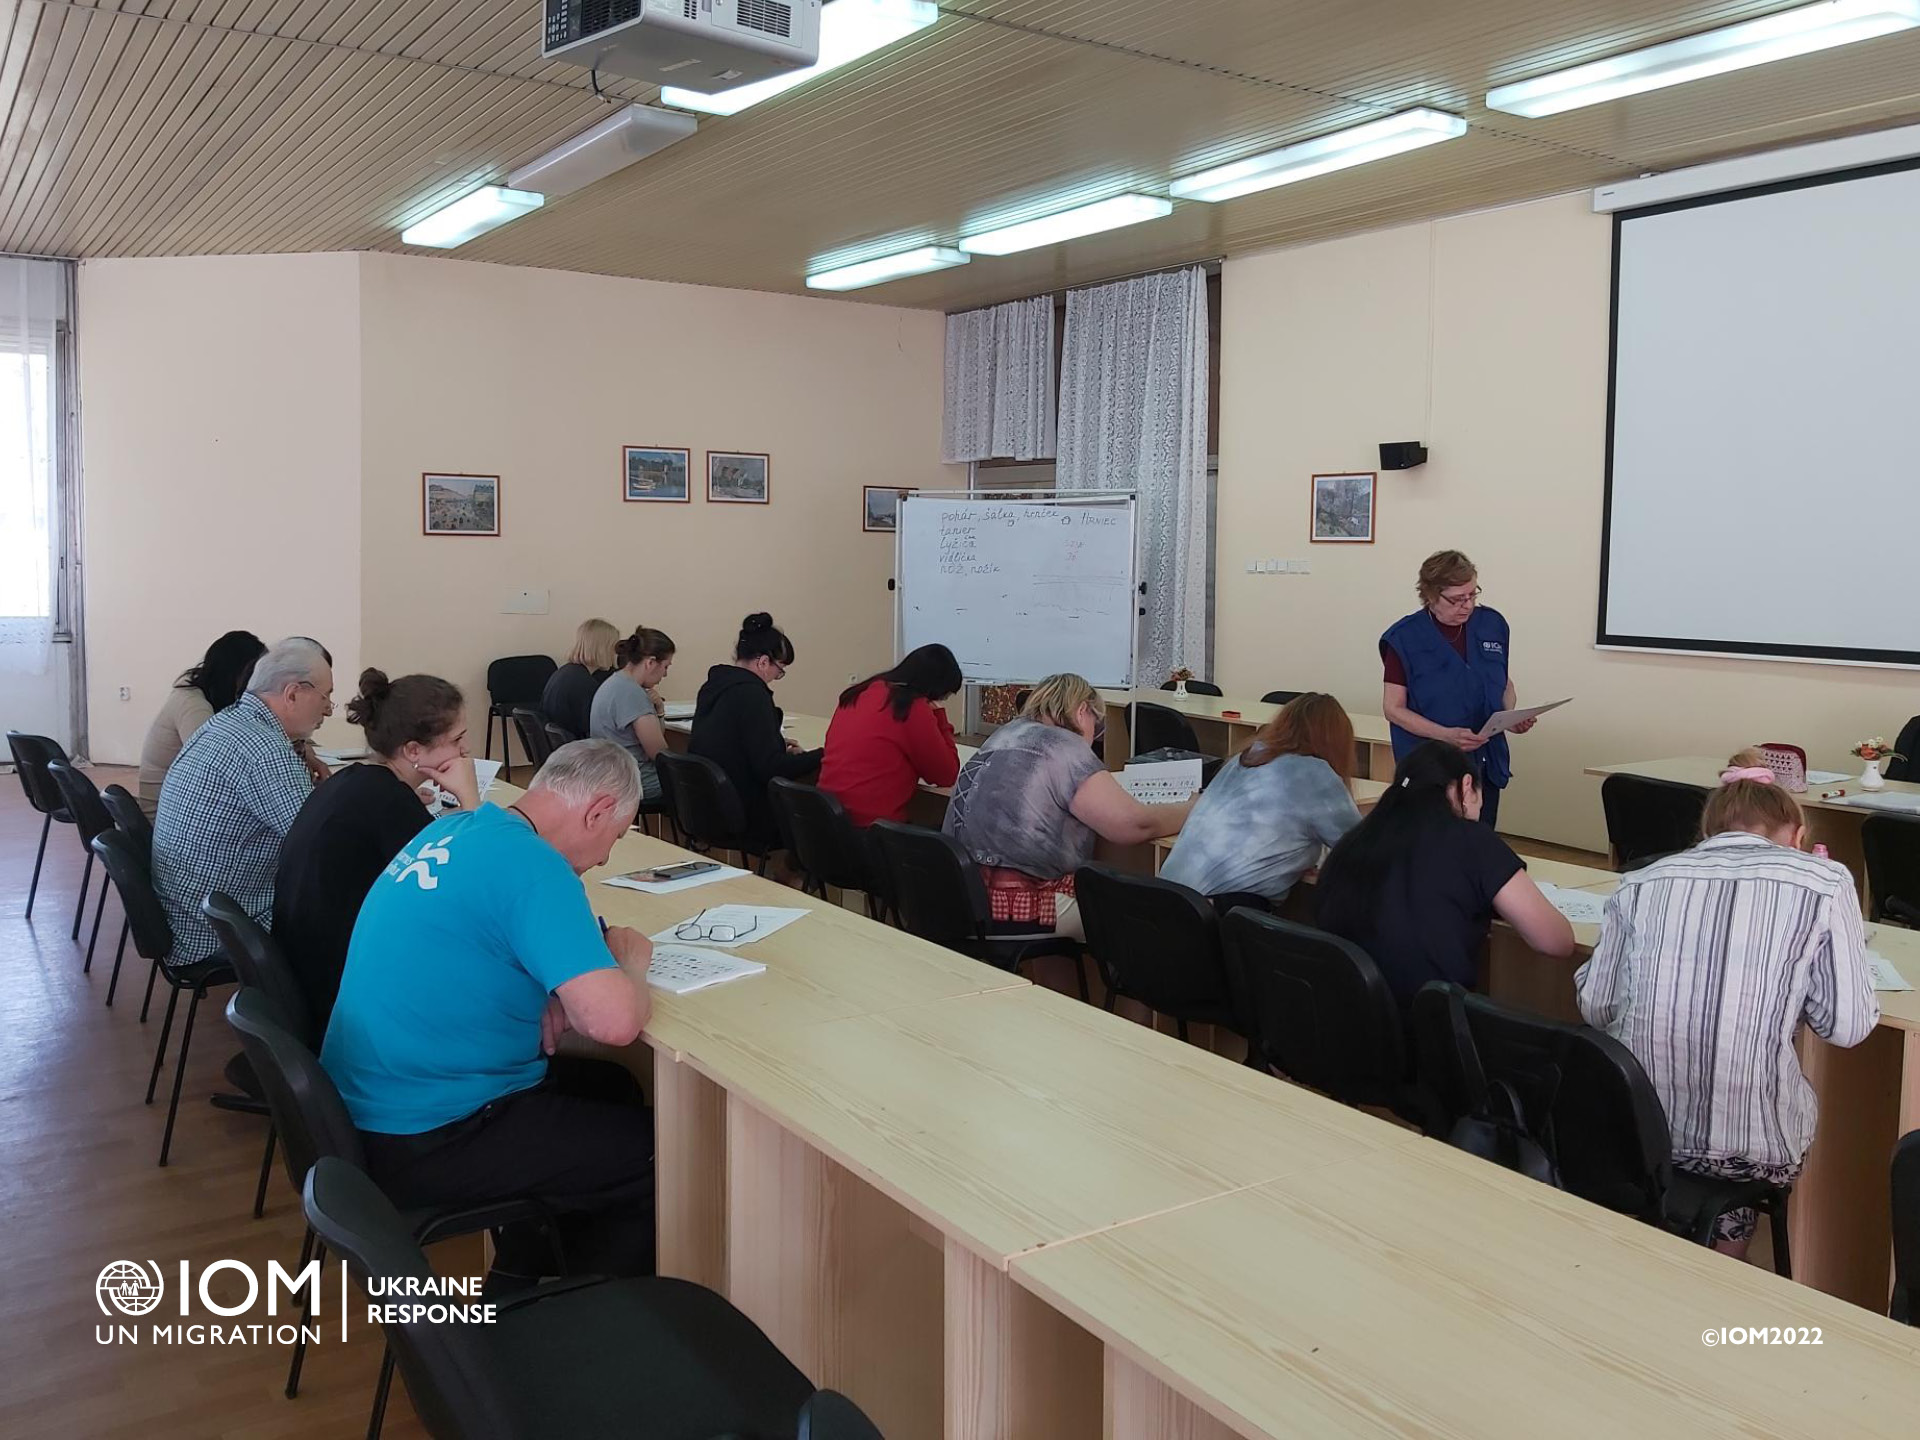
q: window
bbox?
[0,347,54,618]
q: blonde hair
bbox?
[1416,550,1478,606]
[566,618,619,671]
[1701,748,1804,840]
[1019,673,1098,731]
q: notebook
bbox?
[661,702,696,721]
[645,944,766,995]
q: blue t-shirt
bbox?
[320,803,615,1135]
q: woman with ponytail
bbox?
[691,612,822,854]
[1315,739,1573,1005]
[273,668,474,1027]
[1577,749,1879,1256]
[589,626,676,802]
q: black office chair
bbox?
[800,1390,887,1439]
[89,829,235,1166]
[510,706,556,770]
[7,730,73,922]
[1885,716,1920,784]
[1260,690,1302,706]
[769,778,890,921]
[46,760,119,969]
[1219,909,1431,1128]
[228,990,566,1430]
[1074,865,1237,1041]
[1160,679,1223,697]
[656,751,770,873]
[1893,1129,1919,1325]
[543,719,579,751]
[1862,814,1920,924]
[98,784,151,1006]
[1129,702,1199,756]
[870,821,1083,996]
[1407,981,1485,1139]
[302,1154,817,1440]
[1600,773,1707,871]
[484,655,557,783]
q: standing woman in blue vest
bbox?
[1379,550,1533,829]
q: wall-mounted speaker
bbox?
[1380,441,1428,470]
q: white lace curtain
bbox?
[941,295,1055,463]
[1056,266,1209,684]
[0,257,64,677]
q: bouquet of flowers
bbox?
[1851,737,1905,762]
[1168,668,1194,684]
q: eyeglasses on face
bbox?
[1437,587,1482,607]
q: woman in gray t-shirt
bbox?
[588,626,676,801]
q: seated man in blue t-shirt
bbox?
[322,738,655,1278]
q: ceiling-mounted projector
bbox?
[542,0,821,91]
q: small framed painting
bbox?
[422,473,500,536]
[1310,472,1375,543]
[623,446,691,502]
[707,451,770,504]
[863,485,915,532]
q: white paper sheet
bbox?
[1118,758,1203,805]
[650,904,809,950]
[661,702,696,720]
[473,757,502,800]
[1535,882,1610,926]
[602,863,747,896]
[1866,950,1915,993]
[1805,769,1850,785]
[315,746,371,766]
[1476,698,1571,739]
[645,944,767,994]
[1833,791,1920,814]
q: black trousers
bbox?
[362,1057,656,1278]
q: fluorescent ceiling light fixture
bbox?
[400,185,543,248]
[1170,108,1468,203]
[807,245,968,291]
[959,194,1174,255]
[507,105,697,199]
[663,0,937,116]
[1486,0,1920,118]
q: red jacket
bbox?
[819,682,960,827]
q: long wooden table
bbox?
[1100,689,1395,780]
[480,779,1920,1435]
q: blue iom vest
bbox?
[1381,605,1512,789]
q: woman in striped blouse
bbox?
[1576,750,1880,1256]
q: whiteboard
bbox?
[897,495,1136,686]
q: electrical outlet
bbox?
[118,686,130,701]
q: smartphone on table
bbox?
[632,860,722,884]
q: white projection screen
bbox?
[1600,159,1920,666]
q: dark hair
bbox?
[734,612,795,667]
[838,644,963,721]
[344,669,465,758]
[179,631,267,711]
[615,626,675,668]
[1316,741,1477,919]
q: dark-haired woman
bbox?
[273,669,473,1030]
[691,613,822,854]
[1314,739,1572,1007]
[137,630,267,817]
[819,644,963,827]
[589,626,676,802]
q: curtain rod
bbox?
[945,255,1222,317]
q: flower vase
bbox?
[1862,758,1886,790]
[1173,680,1189,699]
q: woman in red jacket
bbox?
[820,644,964,826]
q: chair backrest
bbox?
[769,779,878,894]
[543,720,578,753]
[1893,1129,1920,1325]
[1219,909,1405,1109]
[485,655,557,708]
[46,759,115,845]
[203,892,316,1047]
[656,751,747,850]
[1600,774,1707,871]
[1160,679,1223,697]
[1408,982,1486,1134]
[1260,690,1302,706]
[800,1390,887,1440]
[1129,702,1199,756]
[509,707,555,768]
[89,830,173,963]
[303,1156,513,1440]
[100,784,154,862]
[1862,814,1920,924]
[871,820,988,950]
[1887,716,1920,784]
[1075,864,1229,1015]
[228,989,367,1192]
[7,731,70,817]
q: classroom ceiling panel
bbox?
[2,1,1919,308]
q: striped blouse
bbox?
[1575,832,1880,1170]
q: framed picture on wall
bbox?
[623,446,690,502]
[862,485,915,532]
[422,473,500,536]
[707,451,770,504]
[1310,472,1375,543]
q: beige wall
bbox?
[1216,191,1917,851]
[80,252,364,763]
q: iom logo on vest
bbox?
[1480,640,1504,656]
[94,1257,326,1347]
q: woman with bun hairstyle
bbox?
[691,612,822,854]
[1577,749,1879,1257]
[589,625,676,802]
[272,669,475,1029]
